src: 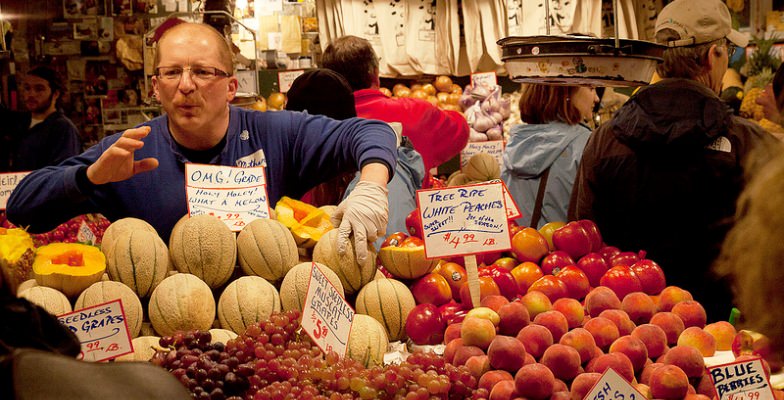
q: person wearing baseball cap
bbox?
[569,0,781,322]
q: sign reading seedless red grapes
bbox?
[57,299,133,362]
[416,182,511,259]
[707,357,775,400]
[302,262,354,357]
[185,163,271,232]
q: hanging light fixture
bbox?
[498,0,665,87]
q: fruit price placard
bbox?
[584,368,646,400]
[185,163,271,231]
[302,262,355,357]
[416,182,511,259]
[278,69,305,93]
[460,140,505,169]
[471,71,498,88]
[489,179,521,220]
[57,299,133,362]
[707,357,775,400]
[0,171,31,210]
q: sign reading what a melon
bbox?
[707,357,775,400]
[301,262,354,357]
[57,299,133,362]
[584,368,646,400]
[185,163,271,231]
[0,171,31,210]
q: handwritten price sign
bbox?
[0,171,31,210]
[301,262,355,357]
[185,164,271,231]
[471,72,498,89]
[57,299,133,362]
[585,368,646,400]
[708,357,775,400]
[416,182,511,259]
[460,140,505,169]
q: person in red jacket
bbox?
[320,35,469,180]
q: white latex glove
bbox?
[330,180,389,267]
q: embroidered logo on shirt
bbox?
[236,149,267,168]
[240,130,250,141]
[705,136,732,153]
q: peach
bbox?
[514,363,555,400]
[466,306,502,326]
[599,309,637,336]
[559,327,598,365]
[552,298,585,329]
[462,317,497,350]
[524,352,536,366]
[520,291,553,319]
[684,395,711,400]
[465,354,491,379]
[696,374,716,397]
[775,390,784,400]
[622,292,657,325]
[551,391,571,400]
[635,383,652,400]
[583,316,620,350]
[609,335,649,374]
[703,321,736,351]
[497,300,531,336]
[516,324,554,360]
[552,379,568,393]
[481,294,511,313]
[659,345,705,378]
[649,312,685,345]
[584,286,622,317]
[479,369,514,393]
[586,352,635,383]
[649,364,689,399]
[541,344,582,381]
[443,338,463,363]
[677,326,716,356]
[488,335,528,373]
[533,310,570,342]
[453,344,486,366]
[570,372,602,400]
[489,379,517,400]
[444,323,462,344]
[631,323,669,359]
[639,362,664,385]
[671,300,707,328]
[658,286,693,312]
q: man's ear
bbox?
[226,76,239,102]
[707,44,719,70]
[151,75,160,100]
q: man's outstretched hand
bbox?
[86,126,159,185]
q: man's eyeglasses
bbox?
[155,66,231,82]
[726,44,737,59]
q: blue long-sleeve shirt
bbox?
[6,106,397,241]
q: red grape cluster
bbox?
[0,212,110,246]
[153,310,484,400]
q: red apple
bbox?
[438,301,467,325]
[552,221,593,259]
[510,261,544,295]
[493,257,518,271]
[577,252,610,287]
[540,250,576,275]
[405,303,447,345]
[577,219,603,252]
[476,251,503,267]
[609,251,642,267]
[528,275,569,301]
[405,208,423,239]
[479,265,519,301]
[630,259,666,295]
[400,236,424,247]
[599,246,621,265]
[539,221,566,251]
[411,273,453,306]
[555,265,591,300]
[600,266,643,300]
[437,262,468,301]
[381,231,408,248]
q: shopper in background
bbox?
[714,144,784,362]
[1,66,81,172]
[285,69,425,247]
[756,63,784,126]
[568,0,779,322]
[320,35,469,184]
[502,83,598,229]
[6,23,397,267]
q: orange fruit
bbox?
[511,228,549,263]
[267,92,286,110]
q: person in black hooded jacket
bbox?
[568,0,779,322]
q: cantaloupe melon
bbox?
[217,276,280,334]
[355,278,416,341]
[115,336,162,362]
[106,229,170,298]
[347,314,388,368]
[312,229,376,295]
[209,328,238,345]
[377,245,438,280]
[32,243,106,298]
[19,286,72,316]
[101,218,157,260]
[148,273,215,336]
[169,215,237,289]
[16,278,38,295]
[75,281,143,338]
[279,262,344,312]
[236,218,298,282]
[463,153,501,181]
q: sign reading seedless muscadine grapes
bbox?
[301,262,354,357]
[184,163,271,232]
